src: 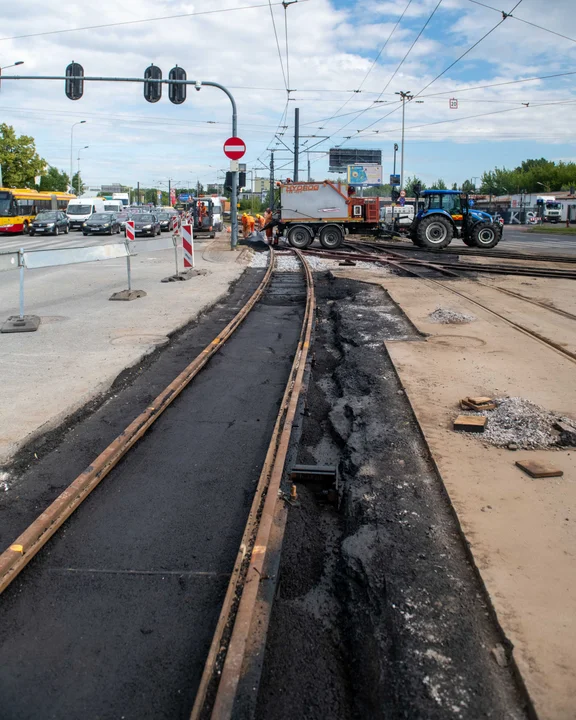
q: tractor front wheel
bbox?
[471,222,501,249]
[416,215,453,249]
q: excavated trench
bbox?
[256,272,531,720]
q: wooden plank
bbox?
[515,460,564,479]
[454,415,487,433]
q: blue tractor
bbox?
[409,189,502,250]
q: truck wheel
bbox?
[319,224,343,249]
[472,222,500,249]
[416,215,452,249]
[288,225,312,249]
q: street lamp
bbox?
[0,61,24,70]
[76,146,89,195]
[70,120,87,193]
[536,181,551,193]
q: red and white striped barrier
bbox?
[181,223,194,269]
[126,220,135,242]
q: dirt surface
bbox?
[257,273,529,720]
[335,269,576,720]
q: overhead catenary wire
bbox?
[268,0,288,91]
[0,0,308,42]
[466,0,576,44]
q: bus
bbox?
[0,188,76,235]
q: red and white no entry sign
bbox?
[223,137,246,160]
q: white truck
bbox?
[539,196,562,223]
[112,192,130,207]
[66,197,107,230]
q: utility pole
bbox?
[168,178,171,202]
[293,107,299,182]
[393,143,398,180]
[396,91,411,191]
[137,182,140,206]
[270,152,275,211]
[307,151,311,182]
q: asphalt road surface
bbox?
[2,225,575,255]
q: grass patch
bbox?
[526,225,576,235]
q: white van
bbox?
[209,197,224,232]
[102,200,123,213]
[66,197,107,230]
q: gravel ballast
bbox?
[249,251,383,273]
[462,396,576,449]
[428,307,476,324]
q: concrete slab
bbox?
[0,235,248,465]
[333,268,576,720]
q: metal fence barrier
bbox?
[1,229,196,334]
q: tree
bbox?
[71,171,86,196]
[461,179,477,193]
[431,178,447,190]
[0,123,46,188]
[404,176,426,197]
[451,183,458,190]
[39,166,70,192]
[362,183,392,197]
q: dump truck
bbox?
[277,181,381,249]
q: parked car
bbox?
[156,212,174,232]
[82,212,121,235]
[130,213,161,237]
[30,211,69,236]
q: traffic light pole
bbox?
[1,73,239,249]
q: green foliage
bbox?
[431,178,447,190]
[39,166,70,192]
[362,184,392,197]
[461,179,477,193]
[451,183,458,190]
[480,158,576,194]
[0,123,46,188]
[71,172,86,196]
[404,176,427,196]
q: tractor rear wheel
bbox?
[319,224,343,249]
[410,231,423,247]
[287,225,313,249]
[462,236,476,247]
[416,215,452,249]
[471,222,500,249]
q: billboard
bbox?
[329,148,382,173]
[347,164,383,186]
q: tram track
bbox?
[0,249,315,719]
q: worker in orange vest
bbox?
[241,212,250,239]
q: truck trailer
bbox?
[277,181,380,249]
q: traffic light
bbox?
[169,65,186,104]
[65,62,84,101]
[224,172,232,193]
[144,64,162,103]
[239,171,246,189]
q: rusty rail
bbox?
[190,249,315,720]
[0,253,275,594]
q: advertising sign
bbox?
[330,148,381,174]
[179,193,190,201]
[390,174,401,186]
[347,163,383,186]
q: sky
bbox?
[1,0,575,191]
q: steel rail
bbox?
[0,255,275,594]
[386,259,576,365]
[344,242,576,322]
[357,238,576,265]
[191,249,315,720]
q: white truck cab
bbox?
[66,197,107,230]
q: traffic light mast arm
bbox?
[1,73,239,250]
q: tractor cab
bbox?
[190,198,215,238]
[411,189,502,250]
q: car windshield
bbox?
[36,212,59,221]
[157,213,170,220]
[90,213,113,221]
[137,214,154,222]
[68,205,92,215]
[425,194,462,214]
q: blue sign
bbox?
[390,174,400,186]
[179,193,190,201]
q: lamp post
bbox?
[76,146,89,195]
[0,61,24,71]
[70,120,86,193]
[393,143,399,182]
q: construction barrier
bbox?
[182,224,194,269]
